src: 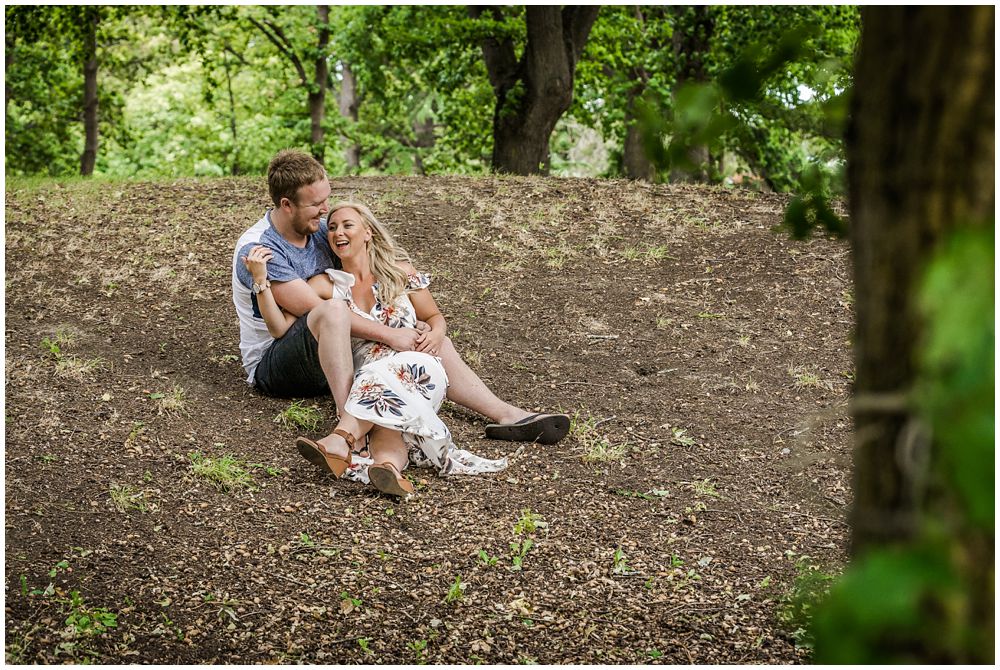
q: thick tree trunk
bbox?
[338,61,360,171]
[622,104,654,181]
[308,5,330,163]
[848,6,994,553]
[669,5,713,183]
[79,9,99,177]
[473,6,599,175]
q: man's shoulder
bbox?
[235,215,270,251]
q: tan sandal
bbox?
[368,461,414,497]
[296,428,354,477]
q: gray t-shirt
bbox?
[232,211,340,383]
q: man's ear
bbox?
[279,197,293,212]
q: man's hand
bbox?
[385,328,422,352]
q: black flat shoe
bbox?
[484,413,570,444]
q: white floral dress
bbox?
[325,269,508,484]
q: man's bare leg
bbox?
[435,336,532,424]
[307,299,371,455]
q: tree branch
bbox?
[246,16,307,86]
[468,5,519,96]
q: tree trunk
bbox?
[669,5,713,183]
[79,8,99,176]
[308,5,330,163]
[622,93,655,181]
[338,61,360,171]
[848,6,994,553]
[223,48,240,175]
[472,6,600,175]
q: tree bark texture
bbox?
[472,6,600,175]
[338,61,360,170]
[308,5,330,163]
[669,5,712,183]
[848,6,994,553]
[80,9,99,176]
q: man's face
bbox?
[284,179,331,236]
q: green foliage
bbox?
[811,227,994,663]
[776,557,837,649]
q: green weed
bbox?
[108,484,151,512]
[477,549,499,566]
[188,451,255,492]
[689,478,721,499]
[509,539,534,571]
[513,509,545,535]
[61,590,118,637]
[612,547,633,575]
[670,427,697,447]
[157,385,187,415]
[358,637,373,656]
[777,556,837,650]
[444,575,466,604]
[273,400,323,432]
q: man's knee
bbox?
[306,299,349,338]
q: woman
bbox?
[243,201,507,497]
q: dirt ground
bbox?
[4,174,854,664]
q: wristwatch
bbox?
[251,279,271,295]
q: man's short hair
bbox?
[268,149,327,207]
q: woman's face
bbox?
[328,207,372,260]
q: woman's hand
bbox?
[415,327,445,356]
[385,327,421,352]
[242,245,272,284]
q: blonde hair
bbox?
[329,201,412,307]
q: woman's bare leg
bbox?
[434,336,531,424]
[368,426,408,472]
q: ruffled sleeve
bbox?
[406,272,431,290]
[325,269,356,301]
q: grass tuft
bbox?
[273,401,323,432]
[188,451,255,493]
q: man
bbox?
[232,149,568,470]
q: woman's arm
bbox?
[399,262,447,356]
[243,245,297,338]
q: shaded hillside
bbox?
[5,175,853,663]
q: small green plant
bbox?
[582,438,628,462]
[298,532,315,547]
[188,451,254,492]
[54,355,104,380]
[509,538,534,571]
[40,329,73,358]
[670,427,697,447]
[611,547,633,575]
[656,317,671,329]
[62,591,118,637]
[737,334,752,347]
[108,484,150,512]
[408,638,428,663]
[444,575,466,604]
[273,400,323,431]
[358,637,373,656]
[648,649,664,659]
[670,553,685,568]
[477,549,498,566]
[777,557,837,650]
[513,509,544,535]
[689,478,721,499]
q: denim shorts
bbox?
[253,312,331,399]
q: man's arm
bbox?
[271,279,419,348]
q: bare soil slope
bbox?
[5,175,853,663]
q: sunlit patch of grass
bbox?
[108,484,155,512]
[273,401,323,432]
[657,317,671,330]
[737,334,752,348]
[571,411,627,463]
[686,478,721,499]
[54,355,105,381]
[157,385,187,415]
[188,451,255,493]
[789,367,833,390]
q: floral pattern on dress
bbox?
[392,362,436,400]
[349,378,406,418]
[324,267,507,485]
